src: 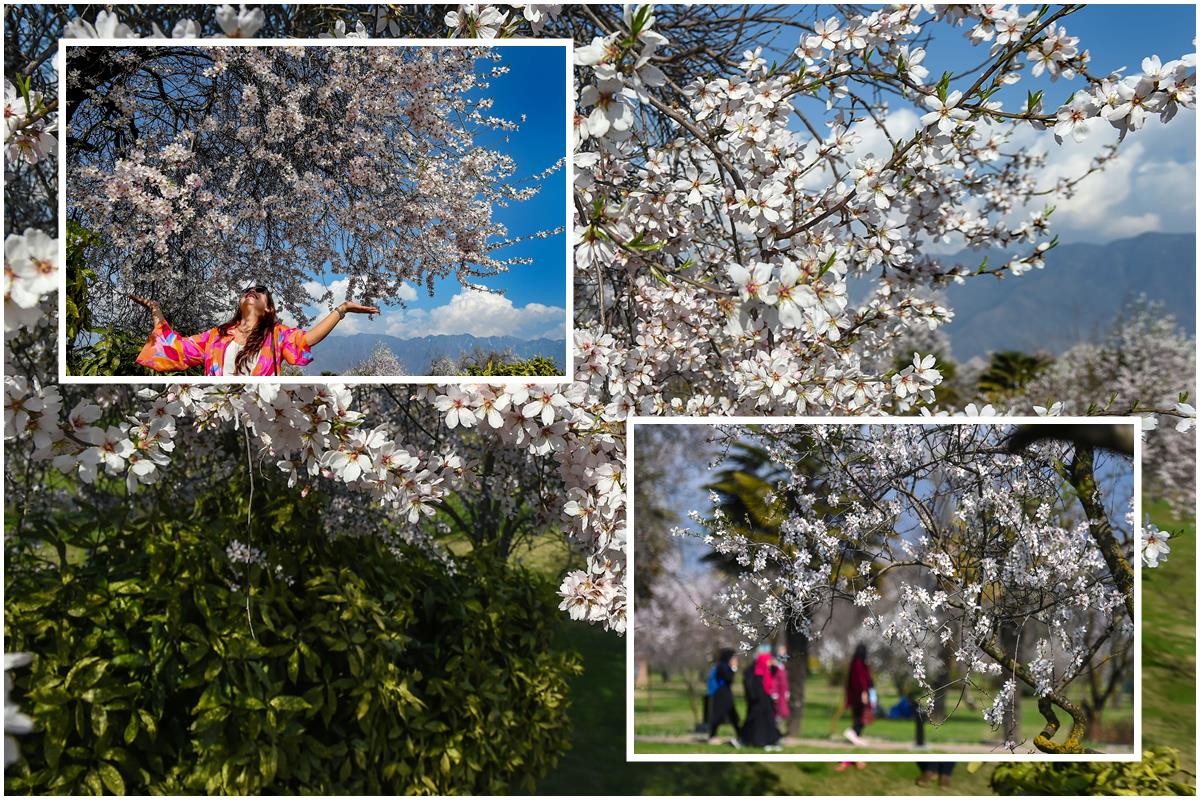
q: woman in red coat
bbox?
[845,643,874,744]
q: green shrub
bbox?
[5,497,579,794]
[464,354,562,377]
[64,221,203,377]
[989,747,1195,795]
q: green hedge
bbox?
[5,500,579,794]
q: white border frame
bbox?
[57,37,574,384]
[625,415,1143,763]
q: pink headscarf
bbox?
[753,652,775,697]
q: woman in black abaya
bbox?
[740,652,782,749]
[705,648,741,743]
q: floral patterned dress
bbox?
[135,319,313,376]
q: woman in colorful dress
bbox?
[129,285,379,376]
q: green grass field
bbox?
[534,618,996,795]
[533,498,1195,795]
[1141,499,1196,770]
[632,673,1132,755]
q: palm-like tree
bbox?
[977,350,1052,402]
[701,438,816,736]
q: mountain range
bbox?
[937,231,1195,361]
[302,333,566,376]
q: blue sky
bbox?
[301,43,568,340]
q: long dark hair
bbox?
[218,288,278,375]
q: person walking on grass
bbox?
[130,286,379,376]
[843,643,875,747]
[704,649,741,746]
[740,652,782,750]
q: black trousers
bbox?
[708,706,741,738]
[851,702,865,735]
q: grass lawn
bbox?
[1141,499,1196,770]
[533,497,1194,795]
[533,618,994,795]
[632,674,1132,755]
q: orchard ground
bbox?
[631,674,1133,755]
[532,499,1193,795]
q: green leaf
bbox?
[817,250,838,278]
[83,769,103,796]
[137,709,157,738]
[936,72,951,102]
[98,763,125,795]
[91,704,109,738]
[287,647,300,683]
[355,692,372,720]
[66,656,107,690]
[268,695,312,712]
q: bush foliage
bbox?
[64,221,203,377]
[989,747,1195,795]
[463,354,562,377]
[5,485,579,794]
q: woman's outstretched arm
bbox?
[305,300,380,346]
[130,294,209,372]
[129,294,166,326]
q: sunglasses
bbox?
[243,285,268,295]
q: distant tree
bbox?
[348,343,405,377]
[976,350,1053,402]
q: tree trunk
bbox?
[1000,621,1020,743]
[785,624,808,736]
[684,679,700,727]
[636,658,649,689]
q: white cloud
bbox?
[851,107,921,162]
[1101,211,1163,239]
[1011,113,1196,243]
[796,107,921,191]
[282,280,564,339]
[377,288,566,340]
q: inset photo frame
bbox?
[626,416,1142,763]
[57,37,573,383]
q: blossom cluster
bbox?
[68,42,558,333]
[686,423,1135,741]
[4,229,59,337]
[1014,300,1197,508]
[3,4,1196,652]
[567,4,1195,422]
[4,80,56,166]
